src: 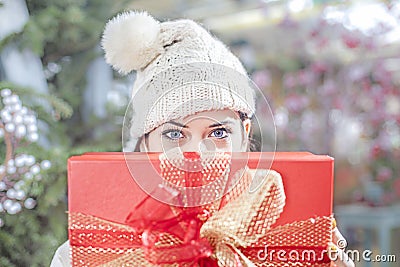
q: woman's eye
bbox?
[164,130,183,140]
[210,128,229,139]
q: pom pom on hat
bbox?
[101,11,163,74]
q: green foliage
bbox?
[24,0,131,62]
[0,0,131,266]
[0,82,73,120]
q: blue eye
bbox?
[164,130,183,140]
[210,128,229,139]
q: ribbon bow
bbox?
[69,169,333,266]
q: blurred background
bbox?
[0,0,399,266]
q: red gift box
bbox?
[68,152,333,225]
[68,152,334,266]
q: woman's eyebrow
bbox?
[208,120,234,128]
[166,121,188,128]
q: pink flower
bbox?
[376,166,393,182]
[370,144,382,159]
[311,62,328,73]
[342,34,361,49]
[297,70,316,86]
[283,74,297,89]
[252,70,271,89]
[285,94,309,113]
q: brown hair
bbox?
[237,111,259,152]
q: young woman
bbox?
[51,11,354,267]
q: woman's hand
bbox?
[329,220,355,267]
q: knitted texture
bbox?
[102,11,256,138]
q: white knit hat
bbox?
[101,11,256,139]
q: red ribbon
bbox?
[125,201,215,265]
[70,187,220,266]
[69,199,331,266]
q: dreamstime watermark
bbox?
[256,239,397,263]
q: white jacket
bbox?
[50,241,71,267]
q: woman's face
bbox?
[140,109,251,153]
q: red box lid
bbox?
[68,152,333,226]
